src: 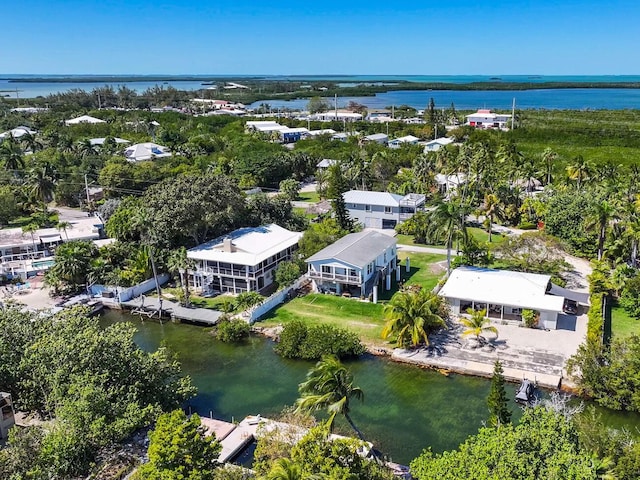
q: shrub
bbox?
[521,309,538,328]
[216,318,250,343]
[517,221,537,230]
[620,275,640,319]
[275,321,365,360]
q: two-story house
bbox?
[344,190,426,229]
[306,230,398,303]
[187,224,302,295]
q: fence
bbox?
[89,274,170,303]
[244,276,307,323]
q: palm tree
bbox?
[22,223,39,259]
[480,193,505,243]
[566,155,592,190]
[19,132,43,153]
[0,138,25,172]
[167,246,196,307]
[266,458,304,480]
[74,139,98,158]
[27,164,56,215]
[586,199,619,261]
[295,355,366,441]
[56,221,72,241]
[382,290,446,348]
[460,309,498,344]
[428,198,470,272]
[541,148,558,185]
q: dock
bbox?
[120,296,223,325]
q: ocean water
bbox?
[3,74,640,109]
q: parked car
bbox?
[563,299,578,315]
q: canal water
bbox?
[101,311,640,465]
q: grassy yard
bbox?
[259,251,447,346]
[259,294,386,345]
[395,227,503,249]
[610,304,640,339]
[293,207,317,219]
[297,191,320,203]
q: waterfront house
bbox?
[306,230,398,303]
[65,115,106,126]
[423,137,454,152]
[438,267,567,329]
[388,135,420,149]
[366,109,393,122]
[187,224,303,295]
[344,190,425,229]
[465,109,512,129]
[124,142,171,162]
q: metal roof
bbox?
[306,230,397,269]
[439,267,565,312]
[344,190,404,207]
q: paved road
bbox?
[53,206,92,221]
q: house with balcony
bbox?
[306,230,398,303]
[344,190,426,229]
[187,224,302,295]
[465,109,512,130]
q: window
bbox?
[322,265,331,274]
[365,204,371,212]
[349,269,356,277]
[385,206,392,214]
[367,263,373,275]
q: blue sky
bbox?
[2,0,638,75]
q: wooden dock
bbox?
[121,296,223,325]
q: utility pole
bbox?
[84,174,91,206]
[511,97,516,130]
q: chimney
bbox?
[222,237,234,253]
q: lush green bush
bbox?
[275,320,365,360]
[517,221,537,230]
[216,318,250,343]
[620,275,640,319]
[521,309,538,328]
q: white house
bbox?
[306,230,398,303]
[306,128,336,138]
[388,135,420,149]
[363,133,388,144]
[124,142,171,162]
[187,224,302,295]
[0,126,37,140]
[89,137,130,146]
[317,158,338,169]
[65,115,106,126]
[465,109,512,129]
[438,267,567,330]
[435,173,466,196]
[344,190,425,229]
[310,111,363,122]
[423,137,454,152]
[246,121,282,133]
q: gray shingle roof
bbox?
[306,230,397,269]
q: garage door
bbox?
[364,217,382,228]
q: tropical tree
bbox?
[0,138,25,172]
[460,309,498,344]
[541,148,558,185]
[167,246,196,307]
[266,458,305,480]
[19,132,43,153]
[46,241,98,293]
[428,198,470,271]
[586,199,619,261]
[295,355,366,441]
[27,164,56,215]
[480,193,505,242]
[56,221,72,241]
[382,289,447,348]
[566,155,592,190]
[487,360,511,427]
[21,223,39,259]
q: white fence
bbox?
[245,276,307,323]
[89,274,170,303]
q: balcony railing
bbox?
[308,271,361,284]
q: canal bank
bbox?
[101,310,640,465]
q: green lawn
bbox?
[293,207,317,219]
[297,191,320,203]
[396,251,447,293]
[395,227,503,249]
[259,294,386,345]
[259,252,447,346]
[611,304,640,339]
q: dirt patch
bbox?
[429,261,447,274]
[346,321,379,329]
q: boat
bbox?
[515,379,535,404]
